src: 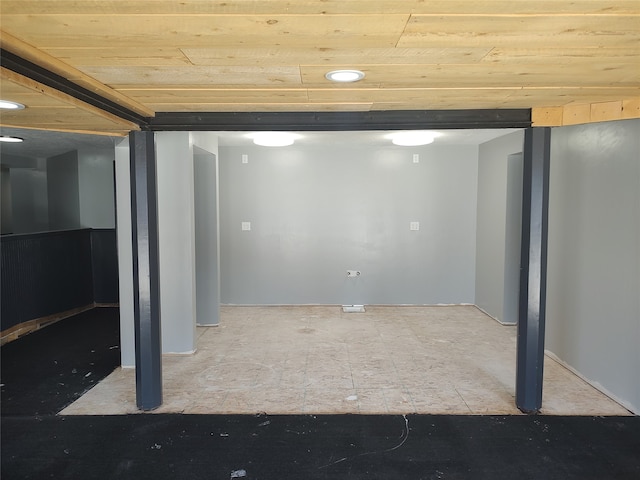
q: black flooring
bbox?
[2,308,639,480]
[1,307,121,416]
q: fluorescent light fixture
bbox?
[0,136,24,143]
[389,131,437,146]
[251,132,297,147]
[325,69,365,83]
[0,100,25,110]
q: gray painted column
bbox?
[129,131,162,411]
[194,146,221,325]
[155,132,197,353]
[516,127,551,414]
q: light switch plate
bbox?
[241,222,251,231]
[242,154,248,164]
[410,221,420,231]
[413,154,420,163]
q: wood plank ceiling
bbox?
[0,1,639,135]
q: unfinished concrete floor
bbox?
[61,305,631,416]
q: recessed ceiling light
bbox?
[325,70,365,83]
[0,100,26,110]
[251,132,297,147]
[0,136,24,143]
[389,131,437,146]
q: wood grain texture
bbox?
[0,70,135,135]
[2,1,639,15]
[0,1,638,134]
[0,30,154,117]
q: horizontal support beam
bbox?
[0,48,151,127]
[145,109,532,131]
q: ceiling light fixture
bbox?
[325,69,365,83]
[0,100,26,110]
[0,136,24,143]
[251,132,297,147]
[389,131,437,146]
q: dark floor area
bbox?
[3,413,639,479]
[1,307,121,415]
[2,308,639,479]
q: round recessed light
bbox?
[251,132,297,147]
[0,100,26,110]
[325,69,365,83]
[389,131,437,147]
[0,136,24,143]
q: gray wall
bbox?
[194,147,221,325]
[0,149,115,234]
[1,154,48,234]
[546,118,640,413]
[78,149,115,228]
[1,167,11,234]
[219,144,479,305]
[475,131,524,324]
[10,168,49,233]
[47,150,80,230]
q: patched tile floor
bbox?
[61,305,631,416]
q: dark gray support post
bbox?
[129,131,162,410]
[516,127,551,414]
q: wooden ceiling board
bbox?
[40,47,193,67]
[0,68,136,135]
[82,66,304,86]
[309,87,640,108]
[118,88,310,104]
[146,103,375,112]
[0,31,154,117]
[0,14,409,49]
[300,64,640,88]
[2,1,639,15]
[180,47,494,67]
[398,15,640,48]
[0,1,638,134]
[483,47,640,65]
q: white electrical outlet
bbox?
[242,154,249,164]
[241,221,251,231]
[410,221,420,231]
[413,154,420,163]
[346,270,361,277]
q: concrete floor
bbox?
[61,305,631,416]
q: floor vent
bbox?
[342,305,366,313]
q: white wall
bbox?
[219,143,479,305]
[475,131,524,324]
[546,119,640,413]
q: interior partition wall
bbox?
[545,118,640,414]
[116,132,220,367]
